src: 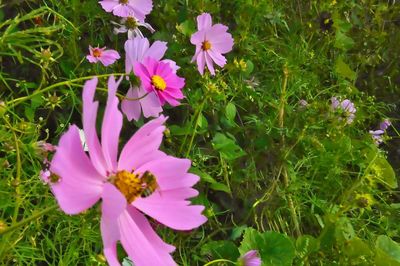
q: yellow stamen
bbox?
[202,40,212,51]
[92,49,102,58]
[113,170,143,203]
[151,75,167,91]
[126,17,138,29]
[111,170,159,203]
[119,0,129,4]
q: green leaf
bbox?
[335,31,355,51]
[31,94,44,109]
[212,133,246,161]
[240,228,295,266]
[190,168,231,193]
[245,60,254,75]
[209,182,231,193]
[24,107,35,122]
[225,102,237,121]
[231,226,247,241]
[366,149,397,189]
[375,235,400,266]
[342,238,373,259]
[335,57,356,81]
[176,20,195,37]
[296,235,319,257]
[201,240,240,262]
[196,113,208,130]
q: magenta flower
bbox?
[190,13,234,75]
[134,57,185,107]
[239,250,262,266]
[48,76,206,266]
[99,0,153,20]
[122,37,180,121]
[86,46,120,67]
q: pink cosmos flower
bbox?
[239,250,262,266]
[134,57,185,107]
[190,13,234,75]
[86,46,120,67]
[48,76,206,266]
[122,37,180,121]
[99,0,153,20]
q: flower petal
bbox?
[82,77,108,176]
[127,206,175,253]
[125,37,150,73]
[133,197,207,230]
[196,51,206,75]
[119,210,176,266]
[100,183,127,266]
[118,116,168,171]
[144,40,168,61]
[197,13,212,31]
[139,88,163,118]
[205,52,215,75]
[101,76,123,173]
[121,86,142,121]
[50,125,103,214]
[99,0,118,12]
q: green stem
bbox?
[0,205,58,236]
[185,98,206,158]
[203,259,236,266]
[279,66,301,237]
[6,73,126,107]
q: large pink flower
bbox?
[48,76,206,266]
[134,57,185,107]
[99,0,153,20]
[190,13,234,75]
[122,37,180,121]
[86,46,120,67]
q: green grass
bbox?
[1,0,400,265]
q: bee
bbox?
[140,171,159,198]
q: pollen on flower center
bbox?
[119,0,129,4]
[111,170,159,203]
[125,17,138,29]
[151,75,167,91]
[201,40,212,51]
[92,49,102,58]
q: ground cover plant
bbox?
[1,0,400,265]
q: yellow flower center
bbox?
[119,0,129,4]
[202,40,212,51]
[126,17,138,29]
[151,75,167,91]
[111,170,159,203]
[92,48,102,58]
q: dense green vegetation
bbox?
[0,0,399,265]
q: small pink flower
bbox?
[99,0,153,20]
[134,57,185,107]
[86,46,120,67]
[190,13,234,75]
[239,250,262,266]
[48,76,206,266]
[37,141,57,152]
[39,169,51,184]
[122,37,180,121]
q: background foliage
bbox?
[0,0,400,265]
